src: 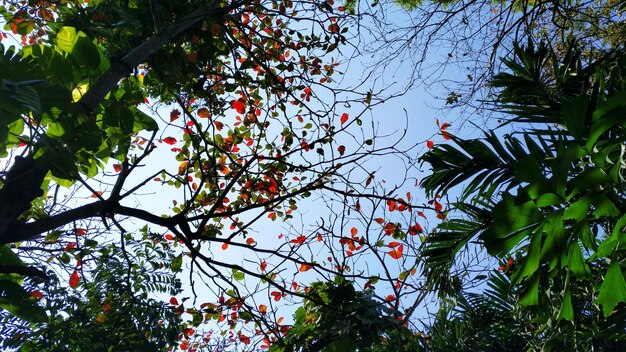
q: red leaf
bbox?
[426,140,434,149]
[29,290,44,299]
[113,163,122,173]
[337,145,345,155]
[340,113,349,125]
[221,243,229,250]
[433,200,443,212]
[64,242,77,251]
[75,228,87,235]
[170,297,179,305]
[374,218,385,224]
[170,109,181,122]
[271,291,283,301]
[409,223,423,235]
[69,270,79,288]
[289,235,306,245]
[232,100,246,114]
[164,234,175,241]
[246,237,256,245]
[187,51,198,62]
[163,137,177,145]
[260,261,267,272]
[240,334,250,345]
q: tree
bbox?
[1,230,183,351]
[270,277,425,352]
[0,0,428,349]
[418,39,626,349]
[350,0,626,114]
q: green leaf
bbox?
[0,245,23,267]
[0,280,47,323]
[561,96,588,141]
[238,311,253,321]
[171,253,182,272]
[562,242,590,278]
[596,214,626,257]
[481,195,542,255]
[232,269,245,281]
[518,273,540,306]
[596,261,626,317]
[511,231,542,284]
[133,109,158,132]
[56,26,78,53]
[72,35,101,70]
[557,287,574,321]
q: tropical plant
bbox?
[419,39,626,349]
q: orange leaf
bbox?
[164,234,175,241]
[374,218,385,224]
[299,263,312,272]
[198,107,210,118]
[221,243,229,250]
[90,191,103,198]
[178,161,189,174]
[350,227,358,237]
[388,244,404,259]
[69,270,79,288]
[246,237,256,245]
[259,304,267,314]
[340,113,349,125]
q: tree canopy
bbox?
[0,0,625,351]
